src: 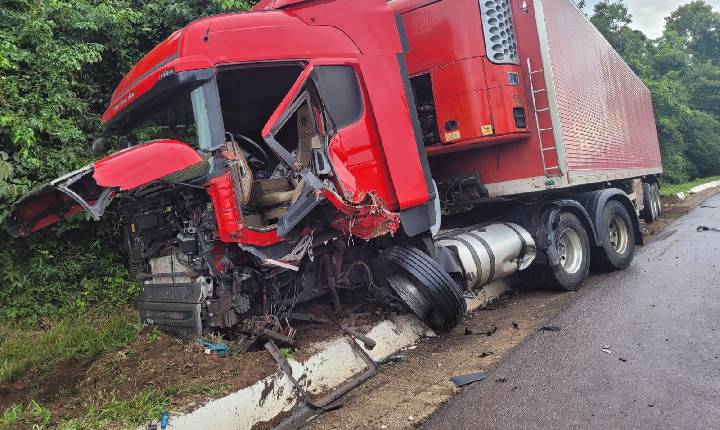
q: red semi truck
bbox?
[8,0,662,341]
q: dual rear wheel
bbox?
[641,182,662,223]
[522,200,636,291]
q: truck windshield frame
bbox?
[104,70,226,153]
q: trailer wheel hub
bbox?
[557,228,583,274]
[608,215,630,255]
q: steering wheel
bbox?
[233,134,271,168]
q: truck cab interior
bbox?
[216,63,321,229]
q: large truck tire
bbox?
[640,182,658,223]
[520,212,591,291]
[376,246,466,332]
[652,183,663,217]
[591,200,636,271]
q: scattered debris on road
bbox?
[495,377,508,384]
[602,345,613,354]
[512,322,519,330]
[196,338,230,356]
[541,325,562,332]
[618,357,628,362]
[697,225,720,232]
[450,372,487,387]
[378,354,406,365]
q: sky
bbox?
[585,0,720,39]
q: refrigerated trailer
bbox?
[8,0,662,341]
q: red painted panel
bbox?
[400,0,486,73]
[111,29,181,101]
[435,89,493,144]
[93,140,203,190]
[289,0,430,210]
[253,0,310,10]
[207,173,282,247]
[397,0,547,187]
[487,85,527,136]
[430,57,487,99]
[541,0,662,175]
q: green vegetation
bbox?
[146,326,162,344]
[0,308,139,385]
[660,176,720,196]
[587,1,720,183]
[0,0,252,323]
[1,389,169,430]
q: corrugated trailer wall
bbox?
[538,0,662,182]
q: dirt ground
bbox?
[0,189,715,429]
[0,307,383,426]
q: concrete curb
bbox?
[688,179,720,194]
[157,280,513,430]
[676,179,720,200]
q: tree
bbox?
[588,0,720,183]
[665,1,720,64]
[590,0,633,48]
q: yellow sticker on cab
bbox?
[481,125,494,136]
[445,130,461,142]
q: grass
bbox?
[0,389,169,430]
[173,382,228,397]
[0,307,140,385]
[660,176,720,196]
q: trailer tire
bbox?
[591,200,636,271]
[376,246,466,332]
[521,212,591,291]
[640,182,657,223]
[652,183,662,217]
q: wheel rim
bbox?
[557,228,583,274]
[608,215,629,255]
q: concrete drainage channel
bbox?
[150,280,512,430]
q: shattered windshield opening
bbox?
[110,84,215,151]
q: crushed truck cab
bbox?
[9,0,662,348]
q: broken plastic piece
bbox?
[377,354,405,365]
[451,372,487,387]
[196,338,230,356]
[697,225,720,232]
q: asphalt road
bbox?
[423,194,720,430]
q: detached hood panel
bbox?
[7,140,204,237]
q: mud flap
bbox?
[136,284,204,337]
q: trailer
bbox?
[8,0,662,344]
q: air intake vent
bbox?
[479,0,520,65]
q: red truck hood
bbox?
[7,140,204,237]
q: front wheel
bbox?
[592,200,636,271]
[520,212,591,291]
